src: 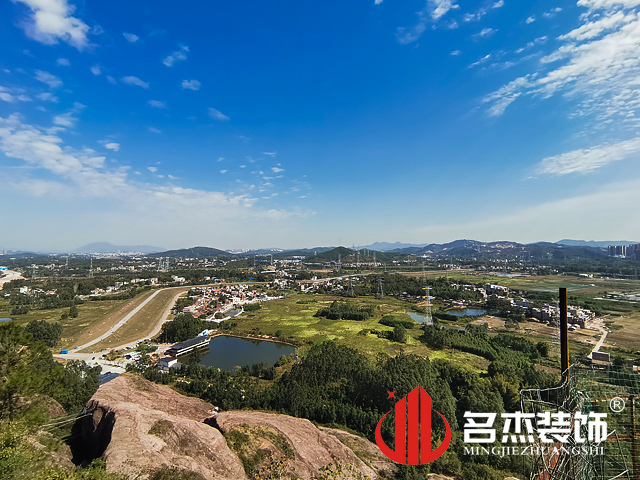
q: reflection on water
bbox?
[407,311,433,325]
[446,308,487,317]
[192,335,296,371]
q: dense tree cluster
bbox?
[24,320,62,347]
[157,314,205,343]
[315,300,375,320]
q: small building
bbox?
[592,351,611,363]
[158,356,179,370]
[166,336,210,356]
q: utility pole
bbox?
[347,276,355,297]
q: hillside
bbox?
[74,374,393,479]
[148,246,230,258]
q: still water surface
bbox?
[194,335,295,371]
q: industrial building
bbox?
[166,336,210,357]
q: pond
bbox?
[446,308,487,317]
[190,335,296,371]
[407,311,433,325]
[0,318,12,323]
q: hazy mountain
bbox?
[74,242,164,254]
[356,241,427,252]
[556,239,637,248]
[148,246,230,258]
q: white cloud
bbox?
[35,70,62,88]
[168,174,177,180]
[263,152,277,156]
[123,32,139,42]
[147,100,167,108]
[428,0,459,20]
[577,0,640,9]
[470,54,491,67]
[208,107,230,121]
[220,169,228,174]
[484,3,640,125]
[450,50,461,55]
[104,142,119,151]
[271,167,284,173]
[148,127,161,134]
[14,0,90,50]
[558,10,637,41]
[36,92,58,102]
[526,16,536,24]
[448,21,459,29]
[537,137,640,174]
[0,89,32,102]
[492,0,504,8]
[56,58,70,66]
[218,157,224,161]
[147,166,157,173]
[475,27,497,37]
[106,75,116,85]
[90,64,101,76]
[375,0,383,4]
[121,76,149,88]
[53,112,76,127]
[396,22,427,45]
[163,46,189,67]
[181,79,201,90]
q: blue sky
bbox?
[2,0,640,251]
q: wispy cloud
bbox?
[90,65,102,76]
[13,0,90,50]
[163,46,189,67]
[123,32,139,42]
[263,152,277,156]
[181,79,201,90]
[492,0,504,8]
[537,137,640,175]
[56,58,70,67]
[147,100,167,108]
[428,0,459,20]
[36,92,58,102]
[147,167,157,173]
[35,70,63,88]
[526,16,536,24]
[121,76,149,88]
[271,167,284,173]
[148,127,161,134]
[208,107,230,121]
[475,27,497,38]
[103,142,120,151]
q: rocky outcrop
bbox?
[78,373,394,479]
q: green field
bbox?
[231,294,489,372]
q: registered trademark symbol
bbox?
[609,397,625,413]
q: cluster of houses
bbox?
[178,284,284,322]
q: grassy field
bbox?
[0,287,188,351]
[441,273,640,296]
[232,294,489,373]
[88,287,189,351]
[0,297,133,349]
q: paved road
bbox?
[588,322,608,359]
[69,289,165,353]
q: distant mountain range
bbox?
[74,242,165,254]
[555,239,638,248]
[66,238,640,261]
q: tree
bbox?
[24,320,62,348]
[0,323,64,420]
[69,304,79,318]
[51,360,101,413]
[158,314,204,343]
[392,325,408,343]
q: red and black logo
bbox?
[375,386,451,464]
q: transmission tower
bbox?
[424,286,432,324]
[346,276,355,297]
[376,276,384,298]
[338,254,341,273]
